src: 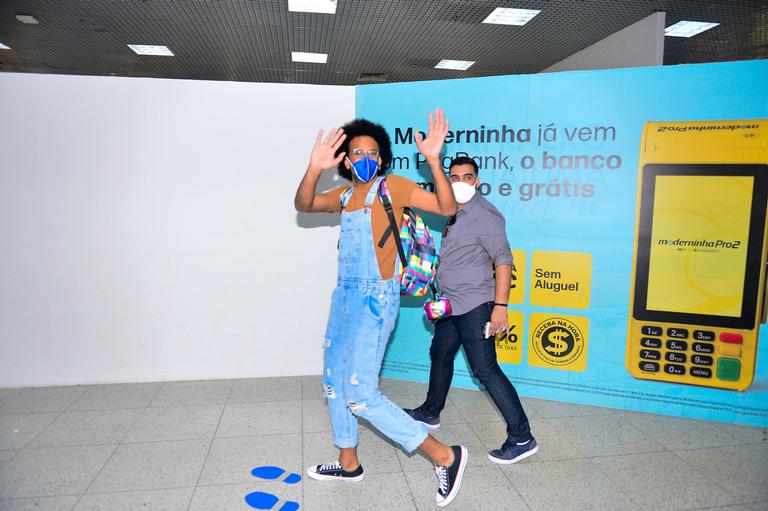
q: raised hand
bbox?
[415,108,450,162]
[309,128,347,172]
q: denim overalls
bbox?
[322,177,428,452]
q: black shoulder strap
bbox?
[378,177,407,266]
[442,214,457,238]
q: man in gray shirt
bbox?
[404,156,537,464]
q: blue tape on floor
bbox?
[245,465,302,510]
[283,473,301,484]
[251,466,286,480]
[245,491,279,510]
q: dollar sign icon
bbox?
[545,328,571,357]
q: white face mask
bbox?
[451,181,477,204]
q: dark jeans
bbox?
[421,301,533,443]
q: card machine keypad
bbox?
[637,325,742,382]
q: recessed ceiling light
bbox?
[15,14,40,25]
[664,20,719,38]
[482,7,541,26]
[292,51,328,63]
[0,42,10,50]
[288,0,337,14]
[127,44,174,56]
[435,59,475,70]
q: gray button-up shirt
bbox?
[436,193,513,316]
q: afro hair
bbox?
[335,119,393,181]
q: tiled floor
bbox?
[0,377,766,511]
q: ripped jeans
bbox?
[322,276,428,453]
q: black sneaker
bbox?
[487,438,538,464]
[403,407,440,429]
[306,461,364,482]
[434,445,468,507]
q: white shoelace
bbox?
[434,465,449,495]
[318,461,342,472]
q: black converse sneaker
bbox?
[306,461,364,482]
[488,438,538,464]
[434,445,468,507]
[403,406,441,429]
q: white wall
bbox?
[0,72,354,387]
[543,12,665,73]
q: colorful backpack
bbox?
[378,178,438,297]
[339,178,439,296]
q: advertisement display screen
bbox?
[634,165,767,329]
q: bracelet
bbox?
[493,303,508,307]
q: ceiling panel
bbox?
[0,0,765,84]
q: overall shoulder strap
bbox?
[363,176,384,207]
[340,187,354,209]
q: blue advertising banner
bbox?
[356,60,768,427]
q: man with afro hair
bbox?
[295,109,467,507]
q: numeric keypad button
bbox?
[667,328,688,339]
[666,340,688,351]
[664,364,686,375]
[693,330,715,341]
[665,352,686,363]
[641,326,662,336]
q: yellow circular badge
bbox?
[532,317,584,366]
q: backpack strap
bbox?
[378,177,408,267]
[377,179,394,248]
[377,224,393,248]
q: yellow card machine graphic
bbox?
[627,120,768,391]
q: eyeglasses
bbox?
[350,148,380,158]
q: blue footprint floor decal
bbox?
[245,466,301,511]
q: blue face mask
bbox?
[347,156,379,182]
